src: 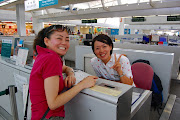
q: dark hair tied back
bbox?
[33,27,47,54]
[33,25,71,54]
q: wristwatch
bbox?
[118,74,124,78]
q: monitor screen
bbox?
[159,36,167,42]
[24,41,34,64]
[86,34,92,39]
[143,35,150,43]
[151,35,159,42]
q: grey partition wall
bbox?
[64,40,79,62]
[79,47,174,102]
[20,36,35,42]
[75,45,93,70]
[113,43,180,80]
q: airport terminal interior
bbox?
[0,0,180,120]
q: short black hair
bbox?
[92,34,114,55]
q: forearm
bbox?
[120,75,133,85]
[117,69,133,85]
[49,84,84,110]
[45,74,97,110]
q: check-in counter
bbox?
[65,70,133,120]
[131,88,152,120]
[76,46,174,103]
[64,70,152,120]
[0,56,31,119]
[0,56,151,120]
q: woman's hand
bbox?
[64,74,76,88]
[78,76,98,89]
[110,54,123,75]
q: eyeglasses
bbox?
[44,25,71,36]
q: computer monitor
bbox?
[23,41,34,64]
[86,34,92,39]
[143,35,150,43]
[159,36,168,42]
[151,35,159,42]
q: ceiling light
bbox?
[0,0,17,7]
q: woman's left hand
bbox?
[64,74,76,88]
[110,54,123,75]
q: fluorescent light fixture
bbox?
[85,24,92,26]
[1,21,16,22]
[66,24,76,26]
[25,22,32,24]
[0,0,17,7]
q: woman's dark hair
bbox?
[33,25,71,54]
[33,27,46,54]
[92,34,114,55]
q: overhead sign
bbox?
[124,29,130,34]
[25,0,58,11]
[111,29,119,35]
[39,0,58,8]
[132,17,145,22]
[167,16,180,21]
[82,19,97,23]
[25,0,39,11]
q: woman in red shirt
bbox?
[29,25,97,120]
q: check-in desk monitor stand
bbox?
[64,70,133,120]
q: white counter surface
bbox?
[0,55,32,74]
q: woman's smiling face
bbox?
[94,40,112,64]
[44,31,70,56]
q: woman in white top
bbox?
[91,34,133,85]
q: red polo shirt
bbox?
[29,46,65,120]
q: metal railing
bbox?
[0,85,19,120]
